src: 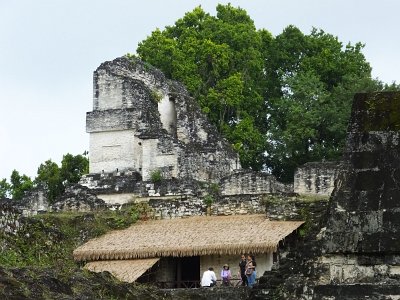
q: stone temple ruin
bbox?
[70,55,339,213]
[81,56,296,215]
[253,92,400,299]
[2,54,400,299]
[86,56,239,182]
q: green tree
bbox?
[136,5,397,181]
[35,160,63,203]
[60,153,89,185]
[35,153,89,203]
[10,170,33,200]
[265,27,384,181]
[137,4,268,171]
[0,178,11,199]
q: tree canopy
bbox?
[136,4,397,181]
[1,153,88,202]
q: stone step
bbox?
[313,283,400,299]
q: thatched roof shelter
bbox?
[85,258,159,283]
[73,214,303,262]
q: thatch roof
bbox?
[73,214,303,262]
[84,258,159,283]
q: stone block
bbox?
[354,170,384,191]
[350,151,380,169]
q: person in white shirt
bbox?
[201,267,217,287]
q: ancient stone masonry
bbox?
[17,188,49,216]
[80,56,301,219]
[51,186,107,212]
[323,92,400,255]
[0,188,52,234]
[0,199,24,234]
[294,161,346,196]
[220,170,293,196]
[86,56,239,182]
[150,194,265,219]
[253,92,400,300]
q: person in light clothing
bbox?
[201,267,217,287]
[221,264,232,286]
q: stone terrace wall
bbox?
[149,194,265,219]
[294,161,345,196]
[18,189,50,216]
[264,194,329,221]
[220,170,292,196]
[0,199,24,234]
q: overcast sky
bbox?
[1,0,399,180]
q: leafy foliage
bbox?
[150,169,163,183]
[35,160,63,202]
[60,153,89,185]
[0,178,11,199]
[35,153,89,203]
[1,152,89,202]
[136,4,399,181]
[203,194,214,207]
[10,170,33,200]
[137,4,268,170]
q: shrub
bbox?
[150,169,163,183]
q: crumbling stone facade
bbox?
[86,57,240,182]
[253,92,400,300]
[81,57,299,218]
[220,170,292,196]
[294,161,345,196]
[0,199,24,234]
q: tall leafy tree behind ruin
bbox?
[265,26,378,181]
[137,4,268,170]
[137,4,383,181]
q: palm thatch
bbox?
[84,258,159,283]
[73,214,303,262]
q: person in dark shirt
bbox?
[239,254,248,286]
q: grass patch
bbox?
[0,206,140,269]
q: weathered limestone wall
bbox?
[149,194,265,219]
[77,171,294,218]
[294,161,344,196]
[264,195,329,221]
[52,186,106,212]
[254,92,400,300]
[88,130,138,174]
[312,92,400,299]
[316,254,400,284]
[19,189,49,216]
[0,199,24,234]
[87,57,240,182]
[165,287,249,300]
[0,189,51,233]
[322,92,400,254]
[220,170,292,196]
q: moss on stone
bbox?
[355,92,400,131]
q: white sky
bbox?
[1,0,399,180]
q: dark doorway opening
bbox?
[176,256,200,288]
